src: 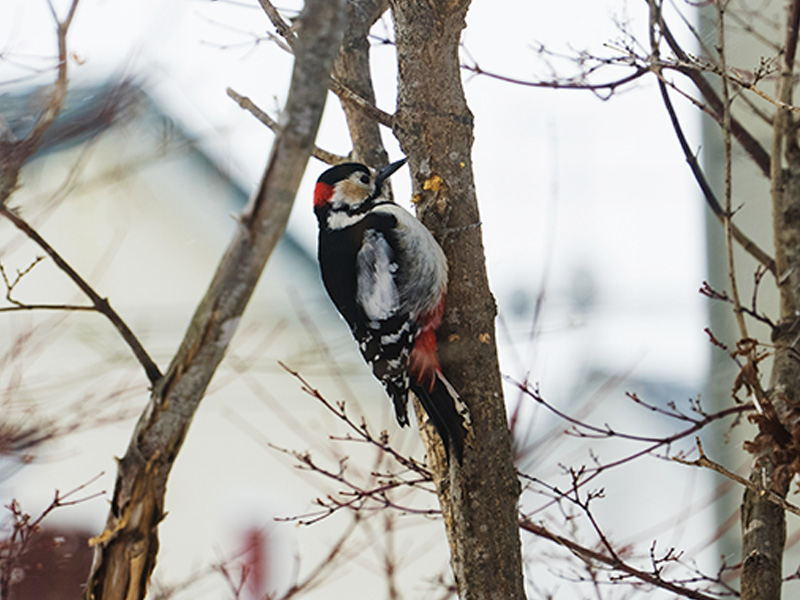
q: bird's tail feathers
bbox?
[384,378,411,427]
[412,371,471,464]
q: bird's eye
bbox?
[359,174,370,185]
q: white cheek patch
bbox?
[357,230,399,323]
[325,181,373,230]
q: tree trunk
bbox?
[389,1,526,598]
[741,4,800,599]
[83,2,346,597]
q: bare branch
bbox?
[0,256,45,306]
[277,519,360,599]
[0,206,162,384]
[18,0,81,162]
[0,0,81,202]
[674,438,800,519]
[461,61,649,97]
[515,378,751,449]
[256,0,296,48]
[1,474,104,599]
[654,71,776,274]
[226,87,347,165]
[715,2,749,340]
[254,0,395,131]
[519,518,722,600]
[699,280,776,329]
[333,0,392,167]
[0,304,96,313]
[329,77,394,129]
[279,362,434,477]
[515,379,753,521]
[658,18,771,177]
[84,2,347,595]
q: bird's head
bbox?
[313,158,407,217]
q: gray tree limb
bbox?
[333,0,390,168]
[83,1,347,597]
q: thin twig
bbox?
[0,472,105,597]
[461,62,650,97]
[226,87,346,165]
[0,0,81,203]
[654,68,775,274]
[518,518,720,600]
[515,377,752,519]
[21,0,81,159]
[716,1,749,340]
[0,256,45,306]
[658,4,771,177]
[279,361,433,477]
[256,0,296,48]
[279,517,360,599]
[0,304,96,313]
[699,280,776,329]
[674,438,800,518]
[329,77,394,128]
[0,0,161,384]
[254,0,394,129]
[0,205,162,384]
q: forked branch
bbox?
[0,205,162,384]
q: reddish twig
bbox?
[519,518,726,600]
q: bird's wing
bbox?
[356,229,400,324]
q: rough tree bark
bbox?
[83,1,346,597]
[388,1,526,598]
[741,3,800,599]
[333,0,389,168]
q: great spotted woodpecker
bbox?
[313,159,470,462]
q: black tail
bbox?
[411,372,470,464]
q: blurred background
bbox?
[0,0,766,598]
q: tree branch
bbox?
[655,71,775,274]
[332,0,391,166]
[84,2,347,597]
[226,87,347,165]
[658,15,771,177]
[715,2,750,340]
[256,0,296,49]
[674,438,800,518]
[519,518,721,600]
[461,61,650,97]
[19,0,81,162]
[255,0,394,130]
[0,0,81,202]
[0,0,79,195]
[0,205,162,384]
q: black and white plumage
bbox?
[313,159,470,462]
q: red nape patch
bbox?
[314,182,334,207]
[409,328,440,392]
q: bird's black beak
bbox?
[374,158,408,193]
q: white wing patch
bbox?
[357,230,399,325]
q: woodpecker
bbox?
[313,158,470,462]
